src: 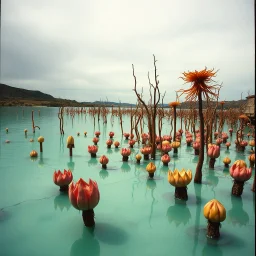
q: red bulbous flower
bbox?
[121,148,131,156]
[226,142,231,147]
[141,133,149,143]
[229,160,252,182]
[176,131,181,137]
[140,146,152,155]
[95,131,101,136]
[129,139,136,146]
[207,144,220,158]
[109,131,114,137]
[69,178,100,210]
[186,133,193,139]
[53,169,73,186]
[186,137,193,143]
[162,135,172,142]
[240,140,248,147]
[162,144,172,153]
[141,133,149,140]
[88,145,98,154]
[114,141,120,147]
[106,139,113,146]
[161,154,170,164]
[221,132,229,140]
[123,133,130,139]
[156,136,162,143]
[92,137,99,144]
[193,142,200,150]
[216,138,223,145]
[99,155,109,165]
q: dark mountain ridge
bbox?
[0,83,247,108]
[0,83,54,100]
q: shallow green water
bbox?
[0,107,255,256]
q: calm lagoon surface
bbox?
[0,107,255,256]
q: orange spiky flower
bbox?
[178,67,220,184]
[238,114,249,121]
[168,101,180,108]
[178,68,219,101]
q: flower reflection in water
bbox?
[70,228,100,256]
[67,157,75,171]
[227,196,249,227]
[88,158,98,167]
[54,193,71,212]
[167,199,191,227]
[106,148,113,155]
[160,165,169,176]
[121,162,131,172]
[38,153,44,167]
[222,167,230,177]
[99,169,109,179]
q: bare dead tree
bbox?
[32,110,40,133]
[58,107,65,134]
[132,55,161,159]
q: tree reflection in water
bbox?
[146,179,157,228]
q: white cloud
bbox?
[1,0,255,103]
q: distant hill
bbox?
[0,83,88,107]
[0,83,248,108]
[0,83,54,100]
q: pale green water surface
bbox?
[0,107,255,256]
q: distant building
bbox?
[244,95,255,124]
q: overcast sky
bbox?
[1,0,255,103]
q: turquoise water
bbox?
[0,107,255,256]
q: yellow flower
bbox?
[203,199,226,223]
[223,157,231,165]
[136,154,142,161]
[38,136,44,143]
[248,154,255,162]
[171,141,180,148]
[146,162,156,174]
[233,160,247,168]
[162,140,170,146]
[249,140,255,147]
[167,169,192,187]
[67,136,75,148]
